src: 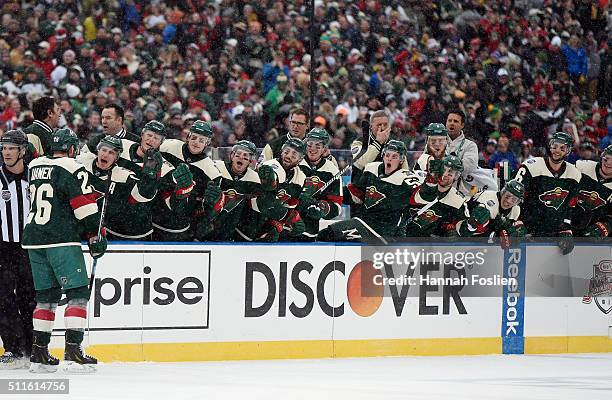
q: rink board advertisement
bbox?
[40,242,612,362]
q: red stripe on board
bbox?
[33,309,55,321]
[64,306,87,319]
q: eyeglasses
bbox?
[290,120,307,126]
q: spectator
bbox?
[488,135,519,172]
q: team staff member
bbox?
[24,96,61,156]
[0,130,35,369]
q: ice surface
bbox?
[3,353,611,400]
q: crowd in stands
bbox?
[0,0,611,168]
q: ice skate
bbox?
[0,351,29,370]
[29,345,59,373]
[62,342,97,373]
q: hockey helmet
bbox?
[304,127,330,147]
[549,131,573,148]
[442,154,464,173]
[0,129,28,148]
[142,120,166,136]
[50,128,80,154]
[282,137,306,156]
[97,135,124,154]
[501,179,525,201]
[424,123,448,137]
[382,139,407,159]
[189,120,213,138]
[232,140,257,158]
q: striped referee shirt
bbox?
[0,165,29,243]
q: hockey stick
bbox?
[88,176,114,293]
[311,120,371,197]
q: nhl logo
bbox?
[584,260,612,314]
[1,190,10,201]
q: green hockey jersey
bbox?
[348,162,431,237]
[116,139,189,234]
[24,120,54,156]
[404,181,468,237]
[196,160,261,241]
[298,158,343,239]
[573,160,612,233]
[457,190,521,236]
[77,152,157,239]
[22,156,100,248]
[514,157,580,236]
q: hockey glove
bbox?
[172,163,195,199]
[500,230,511,250]
[88,232,107,260]
[284,209,305,236]
[298,192,317,208]
[467,206,491,232]
[426,159,445,184]
[258,165,278,192]
[142,149,163,179]
[507,221,527,237]
[558,229,574,255]
[584,222,610,238]
[203,181,225,212]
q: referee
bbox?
[0,130,35,369]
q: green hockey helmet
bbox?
[424,123,448,137]
[549,131,573,147]
[189,120,213,137]
[304,127,330,147]
[50,128,80,154]
[142,120,166,136]
[501,179,525,201]
[382,139,407,159]
[232,140,257,158]
[282,137,306,156]
[602,144,612,159]
[97,135,124,154]
[0,129,28,147]
[442,154,464,173]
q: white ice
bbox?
[3,353,611,400]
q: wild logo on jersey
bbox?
[276,189,291,203]
[539,187,569,210]
[222,189,246,212]
[412,209,441,229]
[364,186,386,208]
[304,176,325,192]
[576,190,607,211]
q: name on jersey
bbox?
[30,166,52,181]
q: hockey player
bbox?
[296,128,343,241]
[116,120,196,241]
[22,128,105,373]
[413,123,448,172]
[234,164,306,242]
[196,140,261,241]
[405,155,469,237]
[159,120,224,239]
[573,145,612,237]
[318,140,433,242]
[514,132,581,254]
[457,180,526,248]
[77,136,159,240]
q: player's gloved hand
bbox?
[142,149,163,179]
[284,209,305,236]
[305,204,325,219]
[202,181,225,211]
[172,163,195,199]
[258,165,278,192]
[584,222,610,237]
[426,158,445,184]
[317,200,331,217]
[467,206,490,231]
[298,192,317,208]
[507,221,527,237]
[88,232,107,260]
[558,229,574,255]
